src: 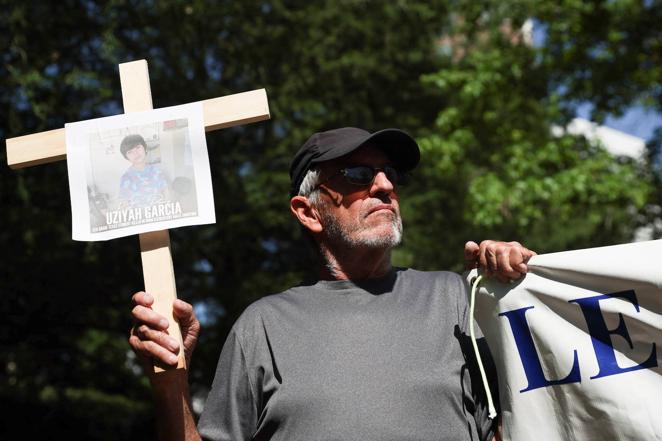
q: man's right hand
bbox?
[129,291,201,369]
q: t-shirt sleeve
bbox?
[198,329,258,441]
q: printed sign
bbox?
[467,240,662,440]
[66,102,215,241]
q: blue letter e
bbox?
[570,290,658,379]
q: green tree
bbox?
[398,0,659,272]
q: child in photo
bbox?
[118,134,169,209]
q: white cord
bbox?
[469,274,497,419]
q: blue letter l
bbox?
[499,306,581,392]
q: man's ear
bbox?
[290,196,323,233]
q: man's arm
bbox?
[129,292,202,441]
[149,369,201,441]
[492,419,502,441]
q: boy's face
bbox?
[125,144,147,165]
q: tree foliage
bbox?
[400,0,659,271]
[1,1,659,439]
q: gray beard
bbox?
[320,209,403,250]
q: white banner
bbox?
[468,240,662,441]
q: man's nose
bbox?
[370,170,395,195]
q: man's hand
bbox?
[129,291,201,369]
[464,240,537,283]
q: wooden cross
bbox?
[6,59,270,371]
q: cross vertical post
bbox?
[119,60,186,371]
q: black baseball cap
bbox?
[289,127,420,196]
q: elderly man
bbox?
[130,127,535,441]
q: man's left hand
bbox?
[464,240,537,283]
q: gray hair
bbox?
[297,168,322,206]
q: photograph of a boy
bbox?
[118,134,169,209]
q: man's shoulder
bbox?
[399,268,471,326]
[399,267,465,286]
[230,285,312,331]
[397,268,469,306]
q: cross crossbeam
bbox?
[7,84,269,169]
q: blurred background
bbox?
[1,1,660,438]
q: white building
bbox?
[562,117,647,159]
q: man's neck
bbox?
[318,244,393,281]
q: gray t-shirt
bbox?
[198,268,496,441]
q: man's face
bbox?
[315,144,403,250]
[125,144,146,165]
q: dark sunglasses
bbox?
[319,165,410,188]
